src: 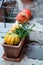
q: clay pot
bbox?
[2,38,25,59]
[21,0,33,4]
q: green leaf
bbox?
[1,36,4,38]
[31,24,35,29]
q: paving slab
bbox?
[0,0,43,65]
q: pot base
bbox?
[2,43,26,62]
[2,53,24,62]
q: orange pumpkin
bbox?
[16,9,32,24]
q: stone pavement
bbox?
[0,21,43,65]
[0,0,43,65]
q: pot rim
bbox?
[2,37,25,48]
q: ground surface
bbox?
[0,0,43,65]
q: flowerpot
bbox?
[2,38,25,59]
[21,0,33,4]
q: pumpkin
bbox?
[13,34,20,45]
[16,9,32,24]
[9,24,21,32]
[4,33,20,45]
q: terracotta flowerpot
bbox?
[2,38,25,59]
[21,0,33,4]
